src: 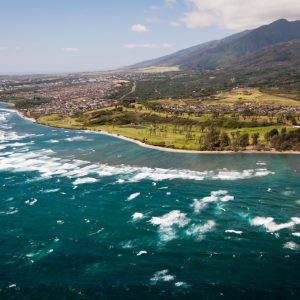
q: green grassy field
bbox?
[203,88,300,106]
[37,114,288,151]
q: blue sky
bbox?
[0,0,298,74]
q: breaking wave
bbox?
[251,217,300,232]
[0,149,275,185]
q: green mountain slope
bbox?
[131,19,300,70]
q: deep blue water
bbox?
[0,103,300,299]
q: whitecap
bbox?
[282,190,295,197]
[186,220,216,241]
[283,241,299,250]
[0,149,275,186]
[132,212,144,220]
[120,240,134,249]
[192,190,234,213]
[25,199,38,206]
[47,139,59,144]
[41,188,60,193]
[225,230,243,235]
[251,217,300,232]
[137,251,147,256]
[0,130,34,143]
[150,270,175,284]
[292,232,300,237]
[73,177,97,185]
[127,192,141,201]
[150,210,190,242]
[88,228,104,236]
[220,195,234,202]
[65,136,92,142]
[175,282,190,288]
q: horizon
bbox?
[1,0,300,74]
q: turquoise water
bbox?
[0,103,300,299]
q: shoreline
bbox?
[3,106,300,155]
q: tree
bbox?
[202,127,221,150]
[236,133,249,148]
[252,133,260,146]
[265,128,279,141]
[220,132,231,148]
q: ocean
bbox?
[0,103,300,299]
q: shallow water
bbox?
[0,103,300,299]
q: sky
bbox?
[0,0,299,74]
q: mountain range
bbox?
[131,19,300,71]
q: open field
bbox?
[37,112,291,151]
[202,88,300,106]
[136,66,180,73]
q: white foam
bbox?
[25,199,38,206]
[73,177,97,185]
[0,149,275,186]
[0,130,34,143]
[251,217,300,232]
[225,230,243,235]
[186,220,216,241]
[292,232,300,237]
[0,112,9,122]
[132,212,144,220]
[220,195,235,202]
[150,270,175,284]
[212,169,274,180]
[282,190,295,197]
[137,251,147,256]
[192,190,234,213]
[121,240,134,249]
[150,210,190,242]
[88,228,104,236]
[65,136,92,142]
[175,282,190,288]
[41,189,60,193]
[47,139,59,144]
[1,207,19,215]
[128,192,141,201]
[283,241,299,250]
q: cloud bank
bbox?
[181,0,300,30]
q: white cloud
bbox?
[131,24,149,33]
[61,47,80,52]
[150,5,160,11]
[181,0,300,30]
[165,0,176,8]
[0,47,7,51]
[145,17,160,24]
[169,21,181,27]
[124,43,173,49]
